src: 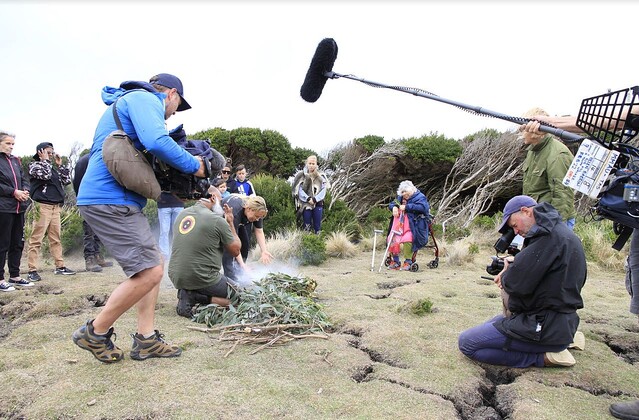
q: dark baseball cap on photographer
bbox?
[498,195,537,233]
[33,142,54,161]
[149,73,191,112]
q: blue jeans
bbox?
[566,218,576,230]
[458,315,567,368]
[303,206,323,234]
[158,207,183,259]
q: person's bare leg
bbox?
[136,269,163,336]
[92,264,163,334]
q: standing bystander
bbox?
[27,142,76,281]
[0,131,33,290]
[292,155,329,234]
[226,164,255,196]
[520,108,576,228]
[157,192,184,261]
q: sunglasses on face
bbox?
[222,170,231,174]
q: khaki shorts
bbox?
[79,205,161,277]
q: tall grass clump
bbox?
[252,229,301,262]
[358,230,388,252]
[445,232,486,266]
[575,220,627,270]
[325,231,358,259]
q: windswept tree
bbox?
[327,132,462,218]
[435,129,525,228]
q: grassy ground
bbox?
[0,243,638,419]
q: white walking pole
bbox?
[379,230,398,273]
[371,229,383,271]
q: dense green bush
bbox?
[403,132,462,164]
[471,215,497,231]
[365,206,391,233]
[192,127,314,179]
[298,233,327,266]
[321,195,362,240]
[355,135,385,153]
[442,224,471,240]
[250,173,296,235]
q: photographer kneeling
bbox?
[458,195,587,368]
[169,187,241,318]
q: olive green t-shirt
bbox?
[168,203,235,290]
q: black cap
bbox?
[34,142,54,160]
[149,73,191,112]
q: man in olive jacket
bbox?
[521,108,576,228]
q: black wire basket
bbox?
[577,86,639,148]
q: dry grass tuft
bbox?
[444,233,483,267]
[250,229,302,261]
[325,231,358,258]
[575,222,627,271]
[358,230,387,252]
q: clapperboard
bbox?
[563,139,620,199]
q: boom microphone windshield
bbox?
[300,38,338,103]
[300,38,585,143]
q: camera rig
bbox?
[486,229,522,276]
[152,124,227,200]
[567,86,639,249]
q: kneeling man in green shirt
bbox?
[169,186,241,318]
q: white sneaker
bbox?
[0,281,16,292]
[8,278,35,288]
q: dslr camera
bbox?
[486,228,521,276]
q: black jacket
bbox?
[0,152,30,213]
[29,160,69,205]
[495,202,587,345]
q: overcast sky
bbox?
[2,1,638,159]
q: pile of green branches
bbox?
[190,273,330,355]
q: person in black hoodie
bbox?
[458,195,586,368]
[26,142,76,281]
[72,153,113,272]
[0,131,32,291]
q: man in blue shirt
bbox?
[72,73,205,363]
